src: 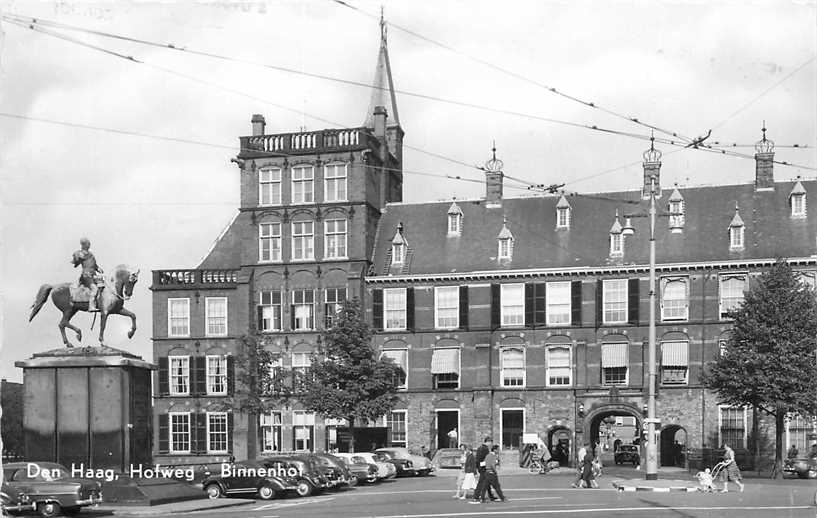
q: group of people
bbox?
[571,441,602,488]
[452,437,508,504]
[787,442,817,459]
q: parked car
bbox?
[373,450,413,477]
[1,461,102,517]
[614,445,641,466]
[431,448,464,470]
[306,453,356,489]
[333,454,379,483]
[263,456,328,497]
[201,459,300,500]
[783,457,817,479]
[375,448,434,476]
[342,452,397,480]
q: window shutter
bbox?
[372,289,383,329]
[534,283,547,326]
[193,356,207,396]
[491,284,501,329]
[227,356,235,396]
[524,283,535,327]
[628,278,640,325]
[571,280,582,326]
[406,288,415,331]
[158,414,169,454]
[228,413,234,454]
[290,305,296,331]
[595,280,603,326]
[194,413,208,454]
[458,286,469,330]
[257,305,264,333]
[158,357,169,396]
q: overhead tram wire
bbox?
[327,0,695,144]
[1,13,694,150]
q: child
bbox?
[696,468,714,492]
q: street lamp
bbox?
[621,138,678,480]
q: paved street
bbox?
[88,468,817,518]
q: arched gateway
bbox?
[583,404,643,466]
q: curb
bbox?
[612,482,697,493]
[97,499,254,516]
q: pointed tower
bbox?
[364,9,404,166]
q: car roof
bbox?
[4,462,66,470]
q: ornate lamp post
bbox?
[622,137,677,480]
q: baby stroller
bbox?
[709,460,729,490]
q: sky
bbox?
[0,0,815,382]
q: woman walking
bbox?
[720,443,744,493]
[581,444,596,489]
[460,446,478,499]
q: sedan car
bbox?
[307,453,356,489]
[262,456,328,497]
[201,459,299,500]
[614,445,641,466]
[375,447,434,476]
[431,448,464,470]
[1,462,102,517]
[373,450,413,477]
[342,452,397,480]
[783,457,817,479]
[333,454,379,483]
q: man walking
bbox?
[469,436,496,504]
[480,444,507,502]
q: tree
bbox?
[299,298,403,452]
[704,259,817,478]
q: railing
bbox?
[240,127,378,156]
[152,269,239,288]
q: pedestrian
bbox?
[719,443,744,493]
[581,444,597,489]
[454,444,468,499]
[459,445,478,499]
[479,444,507,503]
[788,444,799,459]
[695,467,715,492]
[469,436,497,504]
[571,443,587,488]
[448,428,459,448]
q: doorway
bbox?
[548,426,571,467]
[660,425,687,467]
[501,409,524,449]
[436,410,459,450]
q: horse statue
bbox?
[29,264,139,347]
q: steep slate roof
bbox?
[370,180,817,276]
[198,212,253,269]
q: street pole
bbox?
[646,174,658,480]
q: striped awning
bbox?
[601,343,628,368]
[431,348,460,375]
[662,341,689,367]
[382,349,407,369]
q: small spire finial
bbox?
[642,131,662,163]
[755,121,774,154]
[484,141,504,173]
[380,5,387,42]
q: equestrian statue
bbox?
[29,237,139,347]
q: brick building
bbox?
[150,30,816,466]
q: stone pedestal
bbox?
[15,346,155,472]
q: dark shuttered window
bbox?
[628,278,640,325]
[459,286,469,330]
[157,357,169,396]
[571,280,582,326]
[490,284,501,329]
[534,283,547,326]
[372,289,383,329]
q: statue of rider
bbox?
[72,237,103,312]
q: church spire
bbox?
[363,7,400,128]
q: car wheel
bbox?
[205,483,224,499]
[258,484,278,500]
[295,480,314,497]
[37,502,62,518]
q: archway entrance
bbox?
[587,406,642,468]
[547,426,571,467]
[660,425,687,467]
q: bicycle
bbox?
[528,457,555,474]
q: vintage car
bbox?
[262,456,329,496]
[307,453,356,488]
[1,462,102,517]
[614,445,641,466]
[372,450,413,476]
[431,448,464,470]
[333,454,379,483]
[375,447,434,476]
[783,457,817,479]
[201,459,300,500]
[340,452,397,480]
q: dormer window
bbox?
[497,217,514,260]
[447,202,463,235]
[729,205,744,251]
[609,212,623,256]
[556,195,571,229]
[392,243,405,264]
[790,180,807,218]
[668,186,685,233]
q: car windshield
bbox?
[351,456,367,464]
[372,453,387,462]
[380,450,409,460]
[620,446,637,452]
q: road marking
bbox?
[367,505,814,517]
[252,496,334,511]
[335,488,617,497]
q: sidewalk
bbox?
[95,498,255,516]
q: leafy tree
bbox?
[300,298,403,452]
[704,259,817,478]
[235,334,293,414]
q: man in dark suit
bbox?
[469,436,496,504]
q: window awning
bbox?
[502,349,524,369]
[662,341,688,367]
[601,343,628,368]
[382,349,407,368]
[431,348,460,375]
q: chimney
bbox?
[251,114,266,136]
[642,136,662,199]
[373,105,388,139]
[483,144,504,207]
[754,124,774,190]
